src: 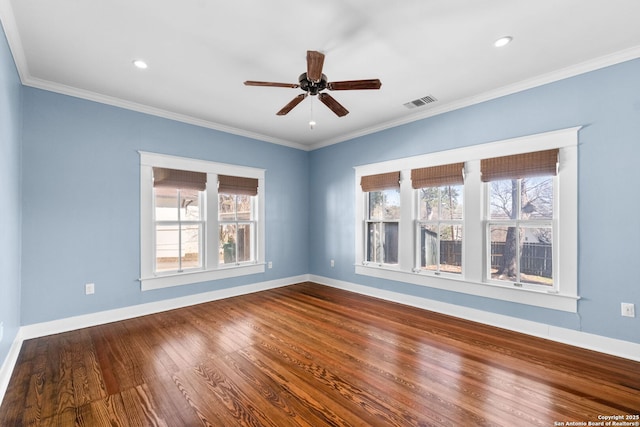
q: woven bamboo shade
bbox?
[411,162,464,189]
[153,167,206,191]
[218,175,259,196]
[360,171,400,192]
[480,149,559,182]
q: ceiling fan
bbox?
[244,50,382,117]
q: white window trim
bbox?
[139,151,266,291]
[354,127,580,312]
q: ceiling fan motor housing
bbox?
[299,72,327,95]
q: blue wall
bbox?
[0,22,22,366]
[309,59,640,344]
[20,88,309,324]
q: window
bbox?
[218,175,258,266]
[413,163,464,276]
[140,152,265,291]
[354,127,579,312]
[487,176,554,287]
[153,168,206,273]
[366,189,400,264]
[361,172,400,265]
[483,149,558,288]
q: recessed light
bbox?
[133,59,148,69]
[494,36,513,48]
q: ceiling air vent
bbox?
[404,95,438,109]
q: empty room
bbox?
[1,1,640,426]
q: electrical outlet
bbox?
[85,283,95,295]
[0,321,4,342]
[621,303,635,318]
[268,261,272,269]
[330,259,335,267]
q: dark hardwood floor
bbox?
[1,282,639,426]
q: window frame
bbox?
[415,184,464,277]
[354,127,579,312]
[485,176,556,290]
[153,187,205,273]
[364,188,401,266]
[140,151,265,291]
[218,193,258,265]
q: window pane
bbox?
[180,189,201,221]
[489,180,516,220]
[521,176,553,220]
[489,225,515,283]
[490,225,553,286]
[419,224,439,271]
[419,185,463,221]
[236,223,253,262]
[155,225,202,272]
[419,224,462,274]
[368,189,400,221]
[219,224,237,264]
[219,193,253,221]
[490,177,553,220]
[419,188,440,220]
[367,222,398,264]
[181,225,201,269]
[441,185,463,221]
[156,225,179,272]
[155,187,178,221]
[520,227,553,286]
[219,194,236,221]
[236,195,252,221]
[440,224,462,274]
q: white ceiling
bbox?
[2,0,640,151]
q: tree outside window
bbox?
[488,176,553,286]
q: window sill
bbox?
[355,264,579,312]
[140,263,266,291]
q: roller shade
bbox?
[218,175,259,196]
[411,162,464,189]
[360,171,400,192]
[481,149,559,182]
[153,167,206,191]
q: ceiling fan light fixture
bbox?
[494,36,513,48]
[133,59,148,69]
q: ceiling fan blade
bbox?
[328,79,382,90]
[318,93,349,117]
[244,81,300,88]
[276,94,307,115]
[306,50,325,82]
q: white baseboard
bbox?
[310,275,640,363]
[0,328,25,407]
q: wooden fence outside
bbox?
[422,240,552,278]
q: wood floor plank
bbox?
[2,282,639,426]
